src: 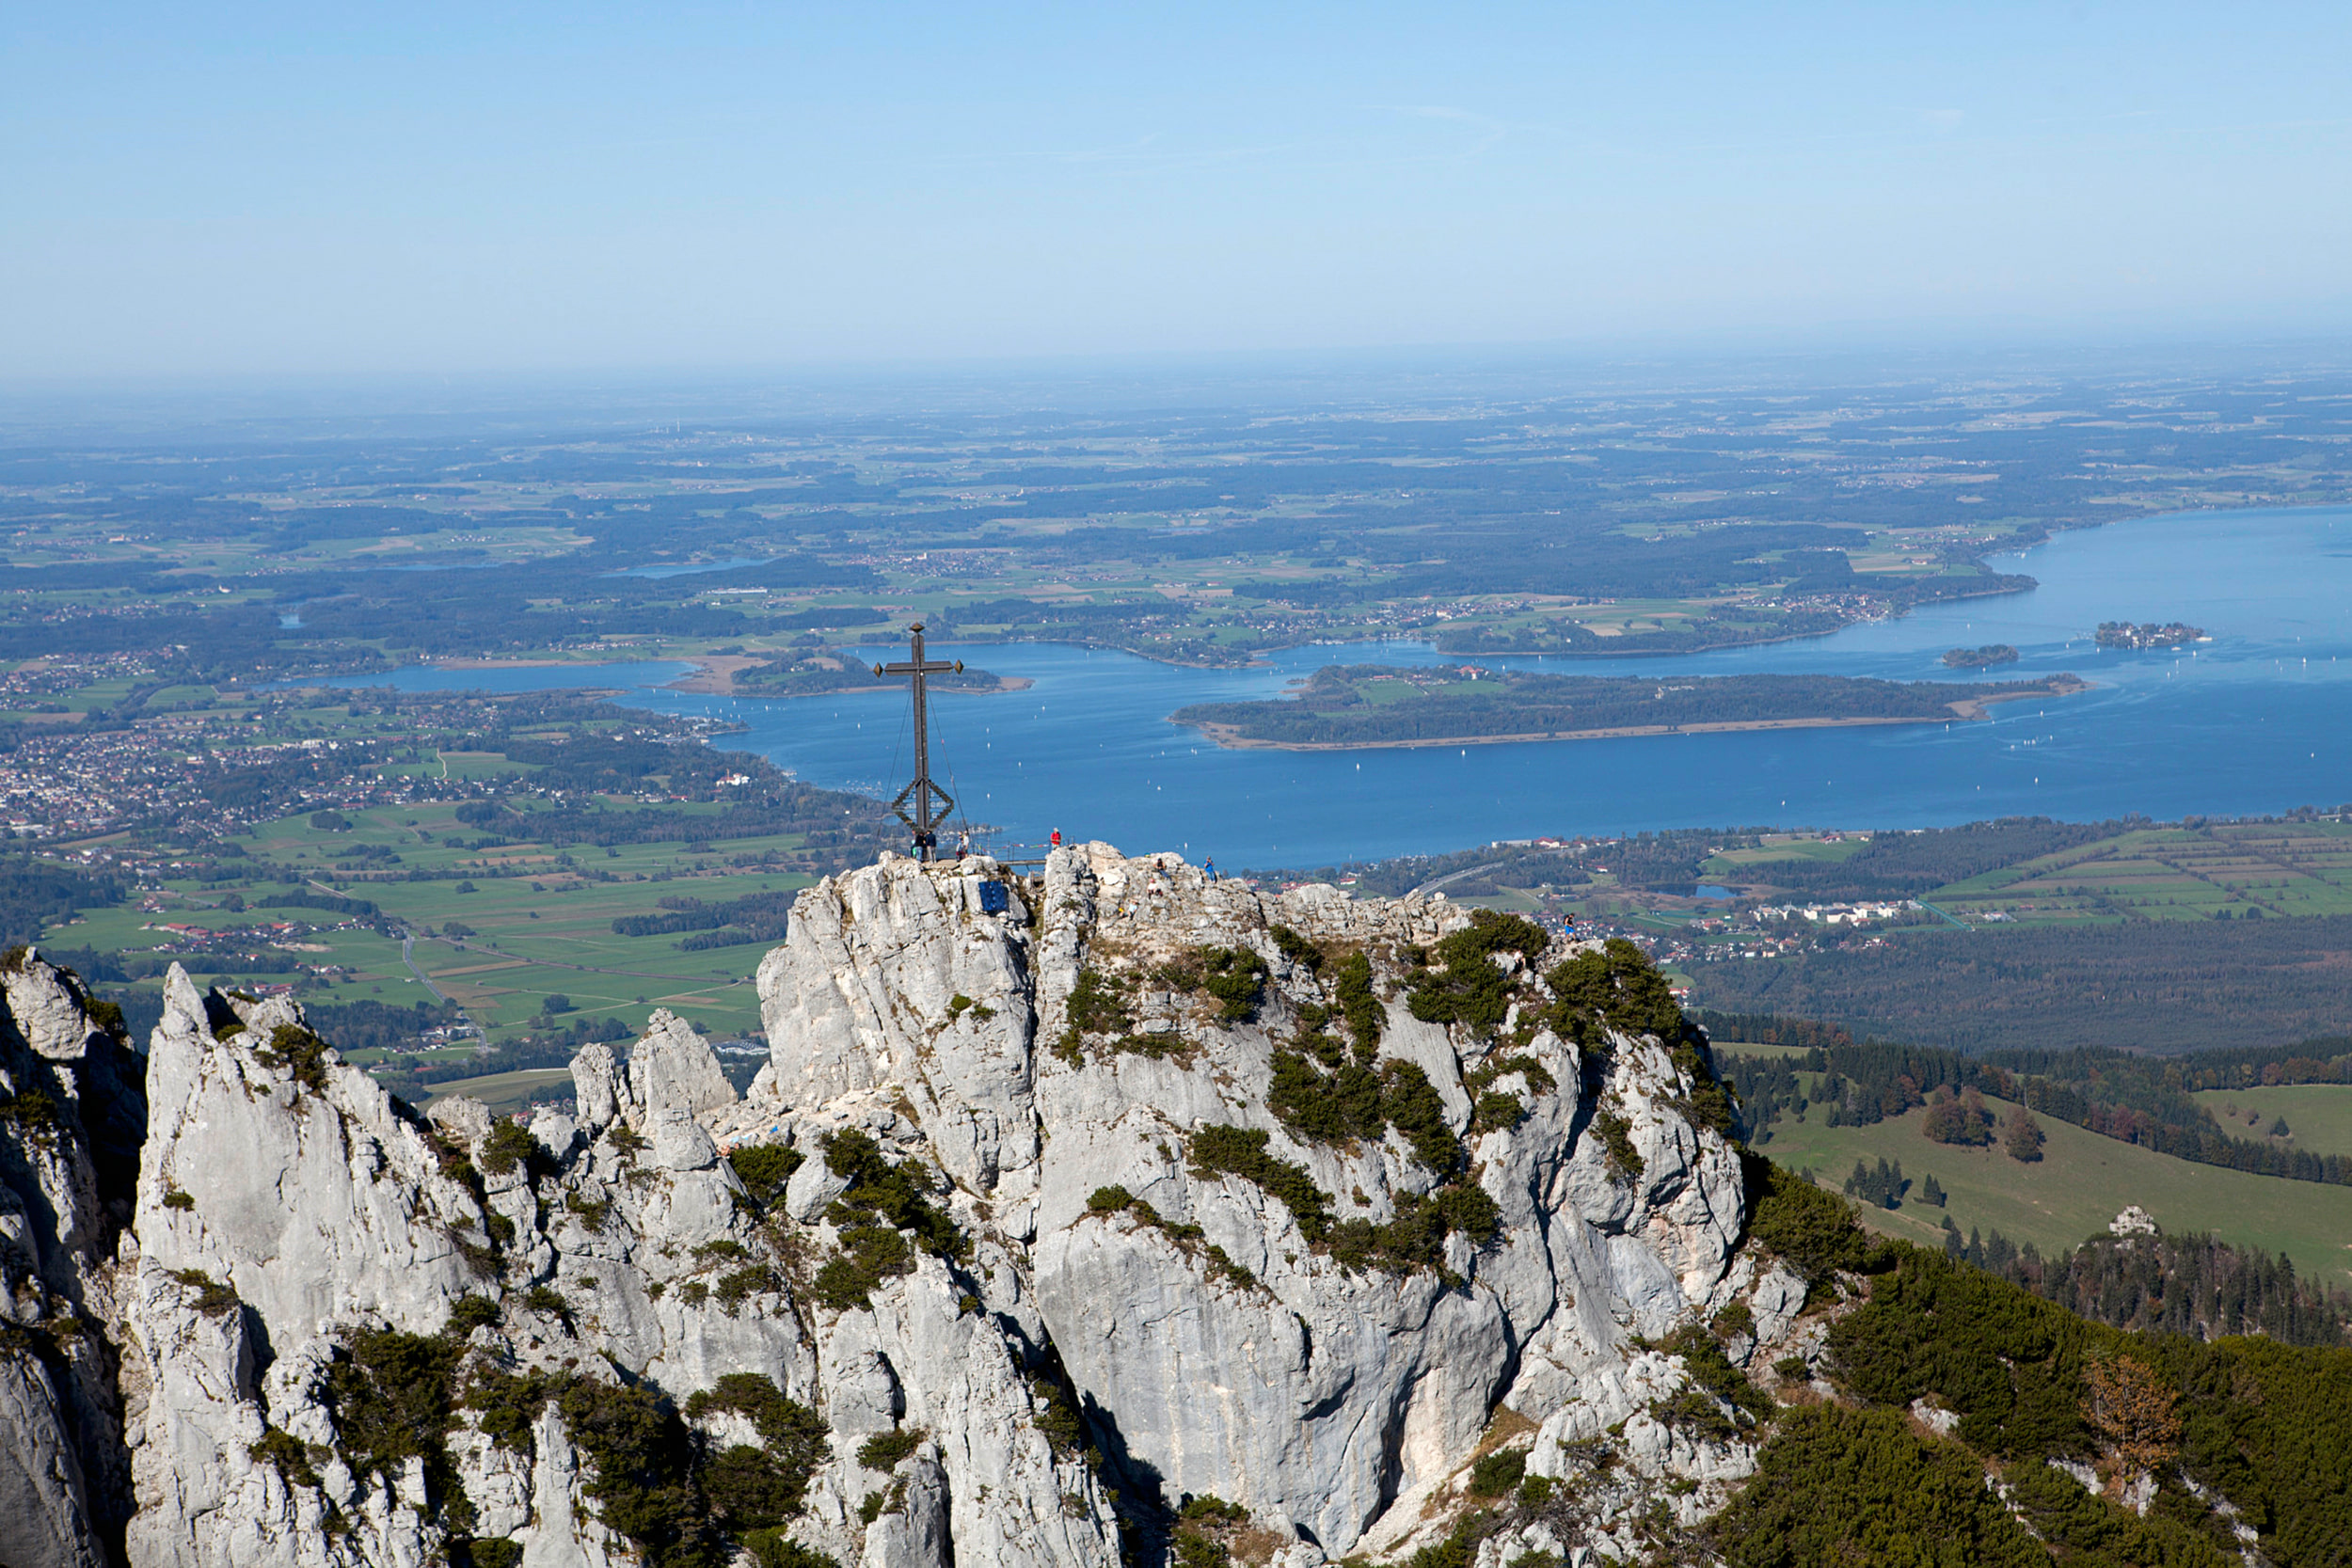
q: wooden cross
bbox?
[872,622,961,862]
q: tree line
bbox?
[1954,1224,2352,1349]
[610,889,796,950]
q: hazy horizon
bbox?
[8,1,2352,383]
[11,334,2352,451]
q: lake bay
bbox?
[326,505,2352,866]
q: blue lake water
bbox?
[307,506,2352,865]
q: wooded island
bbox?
[1173,665,2088,750]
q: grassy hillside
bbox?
[2192,1083,2352,1160]
[1731,1058,2352,1287]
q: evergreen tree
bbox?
[1842,1157,1909,1210]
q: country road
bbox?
[399,932,451,1002]
[1406,863,1493,899]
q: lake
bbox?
[310,505,2352,866]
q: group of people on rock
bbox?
[920,825,1217,882]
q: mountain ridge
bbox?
[0,851,2343,1566]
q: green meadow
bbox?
[2192,1084,2352,1161]
[1697,822,2352,926]
[1702,835,1869,874]
[50,790,817,1045]
[1727,1053,2352,1288]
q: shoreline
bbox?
[1422,577,2040,662]
[1175,676,2089,752]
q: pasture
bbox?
[1730,1060,2352,1286]
[50,792,817,1044]
[2192,1084,2352,1161]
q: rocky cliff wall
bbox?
[0,952,146,1568]
[0,846,1812,1568]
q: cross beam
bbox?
[872,622,962,862]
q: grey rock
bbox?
[785,1146,851,1222]
[426,1094,495,1147]
[529,1108,580,1159]
[625,1010,735,1119]
[0,1353,104,1568]
[0,953,144,1565]
[569,1042,622,1131]
[860,1451,949,1568]
[649,1106,721,1172]
[0,848,1797,1566]
[759,854,1039,1196]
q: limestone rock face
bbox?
[1010,846,1762,1552]
[106,948,1117,1568]
[743,846,1786,1556]
[0,847,1802,1567]
[756,857,1039,1199]
[625,1009,737,1121]
[0,952,147,1568]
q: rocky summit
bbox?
[0,844,1816,1568]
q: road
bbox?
[399,932,451,1001]
[1406,863,1497,899]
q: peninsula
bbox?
[1172,664,2089,751]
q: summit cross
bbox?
[873,622,961,862]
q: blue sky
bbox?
[7,2,2350,378]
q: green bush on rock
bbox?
[807,1130,961,1311]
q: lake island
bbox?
[1171,664,2090,751]
[2096,620,2208,650]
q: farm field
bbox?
[47,792,816,1044]
[1693,821,2352,926]
[2191,1084,2352,1161]
[1926,822,2352,925]
[419,1068,579,1116]
[1727,1057,2352,1286]
[1702,835,1869,876]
